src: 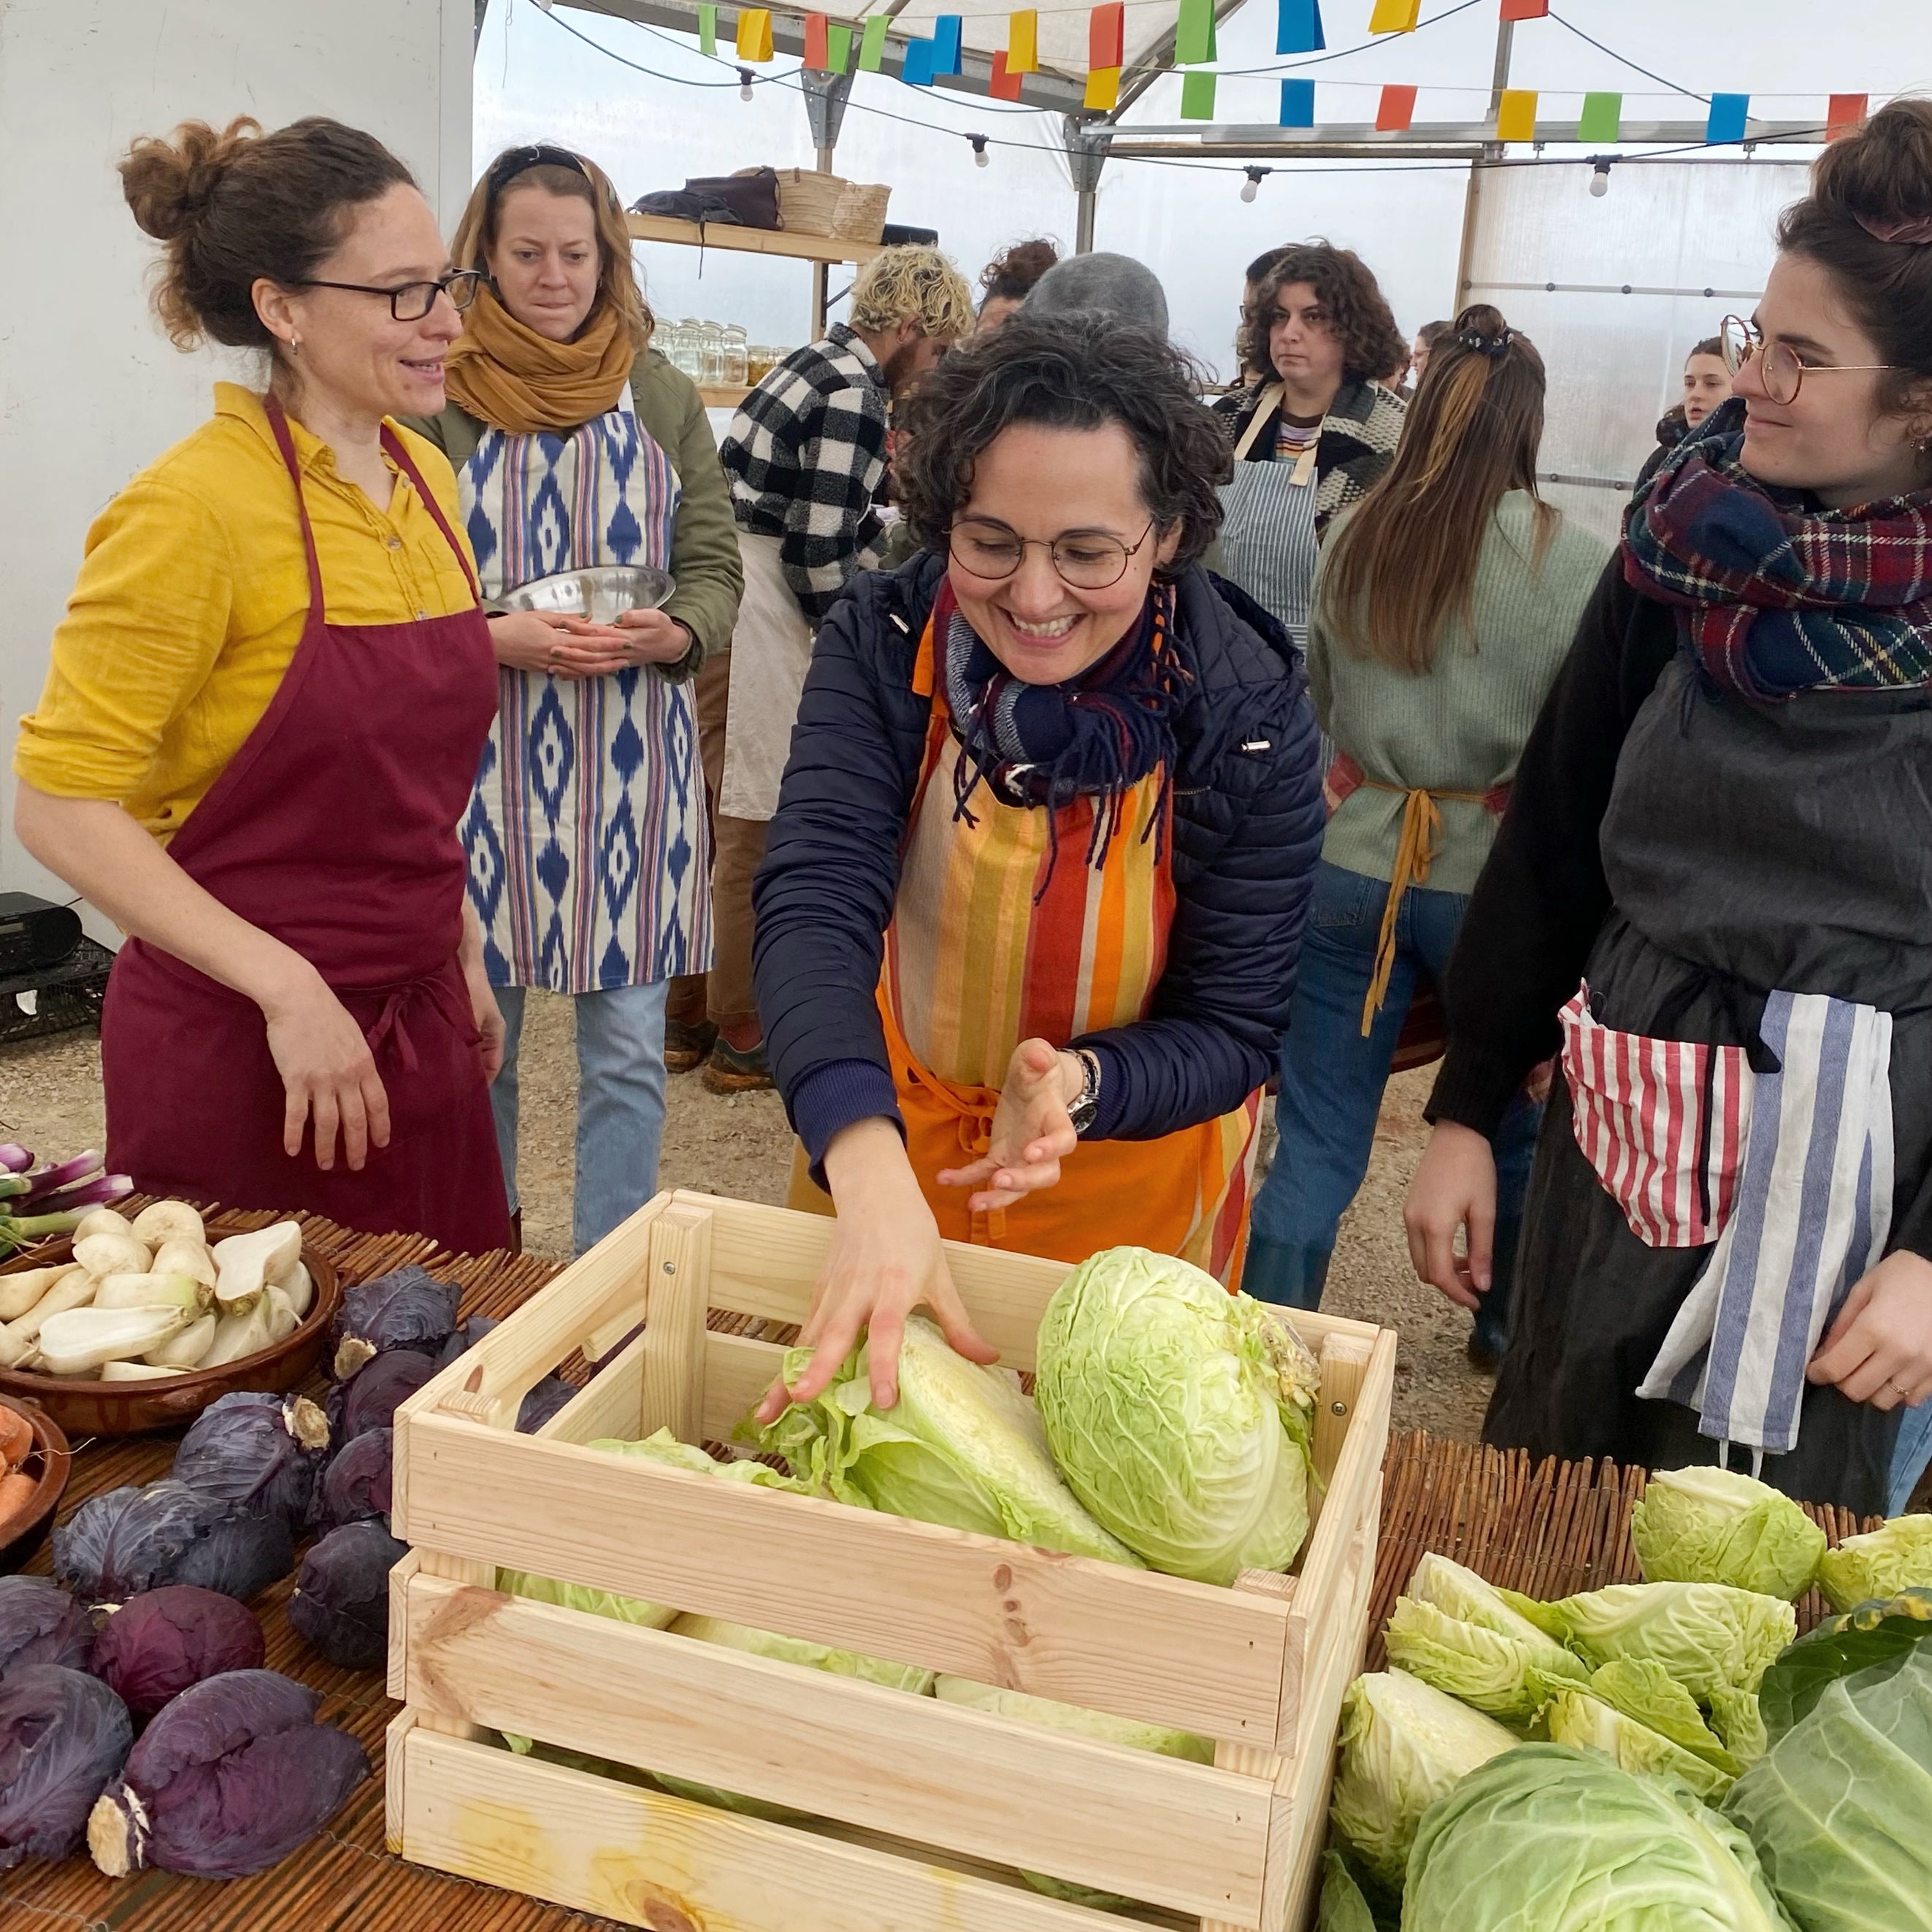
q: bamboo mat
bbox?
[1,1212,1885,1931]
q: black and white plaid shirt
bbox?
[720,323,889,626]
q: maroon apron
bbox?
[101,397,513,1254]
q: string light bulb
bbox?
[1590,158,1611,198]
[967,133,990,168]
[739,66,756,101]
[1241,166,1268,204]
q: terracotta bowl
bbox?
[0,1393,72,1573]
[0,1216,340,1437]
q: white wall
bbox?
[0,0,472,908]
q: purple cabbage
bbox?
[87,1668,367,1878]
[434,1311,499,1368]
[310,1428,392,1533]
[0,1664,132,1870]
[0,1576,94,1678]
[89,1587,265,1717]
[329,1264,459,1380]
[287,1522,406,1671]
[172,1392,329,1528]
[325,1349,434,1444]
[516,1374,576,1433]
[54,1481,294,1605]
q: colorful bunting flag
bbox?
[1181,69,1217,119]
[1828,93,1869,140]
[1007,8,1038,73]
[1276,0,1324,54]
[802,10,829,68]
[1376,84,1417,131]
[696,1,716,55]
[1084,64,1122,108]
[1280,77,1315,126]
[1089,3,1124,70]
[1706,93,1749,145]
[858,13,889,69]
[1495,88,1537,140]
[932,13,963,73]
[1367,0,1420,31]
[1176,0,1216,64]
[1577,91,1622,142]
[989,49,1024,99]
[902,36,937,83]
[826,20,852,71]
[1499,0,1548,18]
[735,6,773,59]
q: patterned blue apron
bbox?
[459,406,713,993]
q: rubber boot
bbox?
[1468,1215,1519,1372]
[1238,1236,1332,1311]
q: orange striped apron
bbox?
[787,617,1260,1281]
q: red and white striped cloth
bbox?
[1558,983,1755,1249]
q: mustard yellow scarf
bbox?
[443,285,634,434]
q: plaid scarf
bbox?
[936,577,1187,889]
[1230,377,1407,535]
[1624,400,1932,700]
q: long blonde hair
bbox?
[451,147,653,350]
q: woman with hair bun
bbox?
[12,116,510,1251]
[1245,307,1608,1347]
[751,314,1322,1416]
[1407,101,1932,1514]
[975,239,1059,334]
[408,145,742,1257]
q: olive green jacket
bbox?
[406,349,743,680]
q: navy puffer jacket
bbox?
[752,552,1324,1157]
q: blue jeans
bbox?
[1891,1396,1932,1515]
[1248,862,1541,1314]
[491,982,669,1258]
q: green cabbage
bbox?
[1814,1514,1932,1614]
[1403,1743,1798,1930]
[1517,1582,1795,1704]
[1725,1640,1932,1931]
[932,1676,1211,1910]
[588,1427,800,1490]
[1328,1669,1517,1894]
[1541,1686,1736,1801]
[756,1316,1139,1566]
[1032,1246,1319,1584]
[1317,1849,1383,1932]
[1631,1466,1827,1601]
[1382,1554,1589,1724]
[1583,1658,1740,1771]
[1757,1589,1932,1741]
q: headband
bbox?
[484,143,591,204]
[1856,212,1932,245]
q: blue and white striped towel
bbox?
[1638,990,1893,1464]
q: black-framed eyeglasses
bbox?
[1720,313,1895,408]
[294,268,486,321]
[947,518,1157,591]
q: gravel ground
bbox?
[0,1002,1490,1442]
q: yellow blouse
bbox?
[15,383,478,840]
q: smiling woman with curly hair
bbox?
[1219,242,1408,648]
[748,313,1324,1419]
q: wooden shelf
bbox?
[697,384,751,408]
[627,212,886,267]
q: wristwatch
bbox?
[1067,1049,1102,1138]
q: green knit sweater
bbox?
[1308,491,1611,897]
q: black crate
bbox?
[0,938,115,1046]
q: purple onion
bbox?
[0,1146,31,1175]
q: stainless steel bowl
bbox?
[499,564,677,623]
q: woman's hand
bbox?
[935,1038,1082,1214]
[754,1117,997,1422]
[487,610,633,679]
[1404,1122,1498,1312]
[459,907,505,1084]
[258,963,391,1173]
[1808,1249,1932,1408]
[611,607,696,667]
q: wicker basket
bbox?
[774,167,892,243]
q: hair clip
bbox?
[1856,212,1932,245]
[1461,327,1514,358]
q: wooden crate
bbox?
[388,1191,1395,1932]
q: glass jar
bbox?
[675,318,705,380]
[698,321,727,386]
[722,324,749,388]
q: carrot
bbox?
[0,1468,40,1539]
[0,1406,31,1470]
